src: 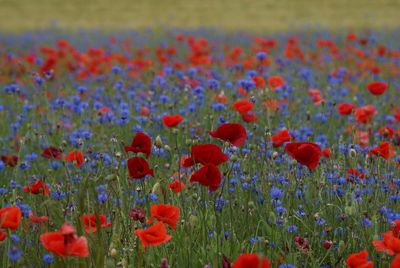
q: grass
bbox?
[0,0,399,32]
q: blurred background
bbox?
[1,0,399,32]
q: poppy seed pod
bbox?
[155,135,163,148]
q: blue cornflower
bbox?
[42,254,54,264]
[7,247,22,262]
[270,187,284,199]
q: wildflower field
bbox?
[0,29,400,268]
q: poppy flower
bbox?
[285,142,322,170]
[346,250,373,268]
[354,105,377,124]
[190,163,222,192]
[81,214,112,233]
[241,111,257,123]
[232,99,253,114]
[347,168,366,180]
[268,75,285,90]
[391,254,400,268]
[168,180,185,193]
[354,131,370,147]
[23,180,50,195]
[0,207,22,231]
[209,123,247,147]
[124,132,152,158]
[322,148,331,158]
[252,75,265,88]
[129,207,146,223]
[29,212,49,224]
[0,229,6,241]
[232,253,270,268]
[369,142,395,160]
[146,204,180,229]
[367,81,387,95]
[135,221,172,249]
[337,103,355,115]
[391,220,400,237]
[0,155,18,167]
[40,223,89,257]
[64,150,84,167]
[271,129,292,147]
[127,157,154,179]
[373,231,400,255]
[378,126,395,139]
[188,144,229,166]
[308,89,324,105]
[162,115,183,127]
[41,146,62,159]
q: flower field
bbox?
[0,30,400,267]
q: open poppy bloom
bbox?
[209,123,247,147]
[64,150,84,167]
[40,223,89,257]
[127,156,154,179]
[168,180,185,193]
[252,75,265,88]
[162,114,183,127]
[41,146,63,159]
[308,89,324,105]
[0,206,22,231]
[378,126,395,139]
[190,163,222,192]
[369,141,395,160]
[354,105,377,124]
[367,81,387,95]
[23,180,50,195]
[285,142,322,170]
[186,144,229,167]
[268,75,285,90]
[1,154,18,167]
[271,129,293,147]
[337,103,355,115]
[124,132,152,158]
[232,253,270,268]
[373,231,400,255]
[232,99,253,114]
[391,254,400,268]
[81,214,112,233]
[29,212,49,224]
[322,148,331,158]
[146,204,180,229]
[346,250,373,268]
[135,221,172,249]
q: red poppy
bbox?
[41,146,62,159]
[187,144,229,167]
[0,207,22,231]
[391,220,400,237]
[162,114,183,127]
[209,123,247,147]
[252,75,265,88]
[135,221,172,249]
[347,168,365,180]
[354,131,370,147]
[1,155,18,167]
[23,180,50,195]
[29,212,49,224]
[308,89,324,105]
[0,229,6,241]
[232,253,270,268]
[354,105,377,124]
[373,231,400,255]
[378,126,395,139]
[127,157,154,179]
[241,111,257,123]
[64,150,84,167]
[271,129,292,147]
[147,204,180,229]
[322,148,331,158]
[40,223,89,257]
[367,81,387,95]
[346,250,373,268]
[81,214,112,233]
[268,75,285,90]
[232,99,253,114]
[391,254,400,268]
[190,163,222,192]
[168,180,185,193]
[337,103,355,115]
[285,142,322,170]
[369,141,395,160]
[124,132,152,158]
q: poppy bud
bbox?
[269,211,276,223]
[110,248,118,257]
[338,240,345,254]
[105,174,117,182]
[115,152,122,158]
[272,151,278,159]
[152,182,162,195]
[322,240,333,249]
[248,201,255,209]
[172,128,179,135]
[230,154,238,161]
[345,206,355,216]
[185,139,192,146]
[349,148,356,158]
[155,135,163,148]
[164,145,171,152]
[189,215,198,226]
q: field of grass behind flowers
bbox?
[0,29,400,267]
